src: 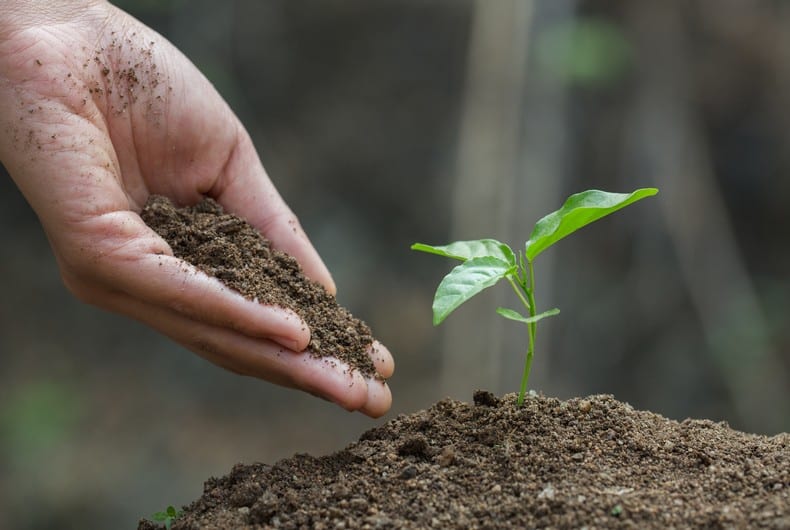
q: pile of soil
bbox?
[141,195,376,376]
[139,392,788,529]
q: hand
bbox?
[0,1,393,416]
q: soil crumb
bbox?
[141,195,376,376]
[139,393,789,529]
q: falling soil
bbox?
[139,392,789,529]
[141,195,376,376]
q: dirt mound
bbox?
[139,393,789,529]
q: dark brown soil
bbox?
[139,392,789,529]
[141,195,376,376]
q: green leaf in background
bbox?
[536,18,632,87]
[411,239,515,265]
[496,307,561,324]
[525,188,658,261]
[432,256,514,325]
[0,381,82,465]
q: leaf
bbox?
[495,307,528,322]
[152,506,179,527]
[412,239,515,265]
[496,307,560,324]
[525,188,658,261]
[432,257,514,325]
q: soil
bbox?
[141,195,376,376]
[139,392,789,529]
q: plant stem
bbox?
[517,260,538,405]
[506,276,531,312]
[527,260,537,344]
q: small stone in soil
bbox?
[473,389,500,407]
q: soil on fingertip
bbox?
[139,392,789,529]
[140,195,377,377]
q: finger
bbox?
[98,289,380,410]
[369,341,395,379]
[63,211,311,350]
[209,126,336,294]
[359,378,392,418]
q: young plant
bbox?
[412,188,658,405]
[151,505,182,530]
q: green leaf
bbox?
[496,307,560,324]
[495,307,528,322]
[152,506,179,528]
[432,256,513,325]
[412,239,515,265]
[525,188,658,261]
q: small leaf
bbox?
[166,506,177,517]
[496,307,528,322]
[496,307,560,324]
[432,256,513,325]
[525,188,658,261]
[412,239,515,265]
[151,512,168,521]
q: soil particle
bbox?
[141,195,376,376]
[138,393,789,529]
[473,389,499,407]
[397,435,430,458]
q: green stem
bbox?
[506,275,531,312]
[527,260,537,343]
[517,260,538,406]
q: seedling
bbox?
[412,188,658,405]
[151,505,182,530]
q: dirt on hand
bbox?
[139,392,789,529]
[141,195,376,377]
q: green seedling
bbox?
[412,188,658,405]
[151,505,182,530]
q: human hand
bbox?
[0,1,393,416]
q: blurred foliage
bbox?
[536,18,632,86]
[0,381,82,465]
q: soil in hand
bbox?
[139,393,789,529]
[141,195,376,376]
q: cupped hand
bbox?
[0,1,393,417]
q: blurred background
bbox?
[1,0,788,528]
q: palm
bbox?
[0,3,393,417]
